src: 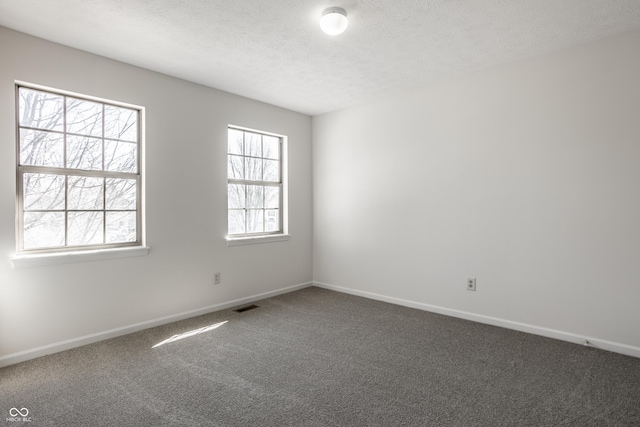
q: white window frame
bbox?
[11,82,147,267]
[226,125,289,246]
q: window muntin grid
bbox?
[227,127,283,236]
[16,84,142,253]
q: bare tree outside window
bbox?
[228,127,283,236]
[16,85,142,253]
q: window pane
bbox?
[245,132,261,157]
[247,210,264,233]
[66,98,103,137]
[104,105,137,142]
[17,86,141,253]
[227,127,283,237]
[228,155,244,179]
[245,157,262,181]
[265,209,279,232]
[263,136,279,160]
[263,159,279,182]
[247,185,264,208]
[19,88,64,131]
[228,184,245,209]
[67,135,103,170]
[228,128,243,155]
[68,211,104,245]
[228,210,245,235]
[265,187,279,209]
[20,129,64,167]
[106,178,136,210]
[24,173,65,211]
[68,176,104,210]
[23,212,65,249]
[104,140,137,173]
[106,211,136,243]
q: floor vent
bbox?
[234,304,259,313]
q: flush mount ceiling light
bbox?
[320,7,348,35]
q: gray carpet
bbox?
[1,286,640,426]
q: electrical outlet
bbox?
[467,278,476,291]
[214,273,221,285]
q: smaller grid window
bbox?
[227,127,283,236]
[16,84,142,253]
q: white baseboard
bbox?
[5,280,637,367]
[0,281,313,368]
[313,281,640,359]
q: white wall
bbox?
[0,27,312,364]
[313,29,640,353]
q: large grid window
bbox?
[16,85,142,253]
[227,127,283,236]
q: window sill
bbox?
[10,246,151,269]
[226,234,290,246]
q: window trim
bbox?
[226,234,291,246]
[14,81,145,256]
[226,125,288,242]
[10,245,150,269]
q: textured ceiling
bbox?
[1,1,640,116]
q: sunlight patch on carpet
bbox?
[152,321,228,348]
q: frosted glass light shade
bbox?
[320,7,348,35]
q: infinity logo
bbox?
[9,408,29,417]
